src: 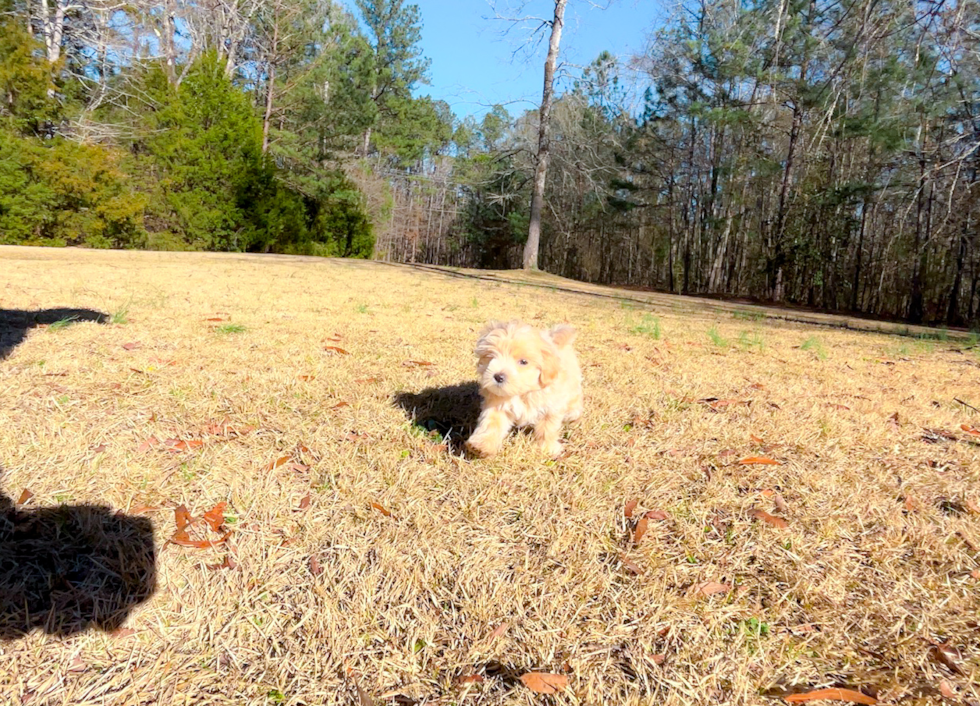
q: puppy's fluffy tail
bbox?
[549,324,577,348]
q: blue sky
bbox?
[403,0,664,119]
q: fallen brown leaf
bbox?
[202,502,227,532]
[356,377,379,384]
[330,401,350,409]
[67,656,87,673]
[697,581,731,597]
[774,493,789,514]
[961,424,980,437]
[486,622,509,641]
[751,434,765,444]
[207,555,237,570]
[136,437,160,453]
[264,455,292,471]
[309,555,323,576]
[323,346,350,355]
[519,673,568,694]
[739,456,781,465]
[784,688,876,705]
[403,360,434,367]
[888,412,900,430]
[16,489,33,505]
[111,627,137,638]
[652,654,666,665]
[298,494,311,510]
[371,502,393,518]
[929,642,963,675]
[298,375,316,381]
[751,508,789,528]
[624,499,638,518]
[122,342,141,350]
[457,674,485,685]
[633,516,649,544]
[939,680,956,699]
[622,556,642,575]
[645,510,669,521]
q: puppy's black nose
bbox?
[493,373,505,384]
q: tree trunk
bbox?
[522,0,566,271]
[262,63,276,154]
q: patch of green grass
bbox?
[707,325,729,348]
[732,309,764,322]
[215,323,247,335]
[801,336,826,360]
[915,328,949,342]
[355,304,369,314]
[737,330,764,351]
[619,301,636,311]
[47,317,78,331]
[629,313,662,339]
[266,690,285,704]
[111,299,133,325]
[470,296,479,308]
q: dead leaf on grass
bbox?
[939,680,956,699]
[67,656,87,673]
[122,342,141,350]
[697,581,730,597]
[486,622,509,641]
[624,499,638,518]
[774,493,789,514]
[652,654,666,665]
[457,674,485,685]
[633,516,649,544]
[202,502,227,532]
[323,346,350,355]
[751,434,765,444]
[621,556,642,574]
[888,412,900,430]
[751,508,789,528]
[739,456,781,465]
[264,455,292,471]
[111,627,137,638]
[519,673,567,694]
[784,688,877,705]
[961,424,980,437]
[330,401,350,409]
[207,556,237,570]
[356,377,379,384]
[16,489,33,505]
[164,438,204,452]
[929,642,963,675]
[324,334,342,342]
[371,502,394,518]
[298,494,311,510]
[645,510,669,521]
[403,360,434,367]
[136,437,160,453]
[298,375,316,381]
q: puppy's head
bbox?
[475,321,560,398]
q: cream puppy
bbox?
[465,321,582,457]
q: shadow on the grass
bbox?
[0,308,109,360]
[393,381,482,453]
[0,468,156,640]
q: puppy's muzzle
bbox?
[493,373,505,384]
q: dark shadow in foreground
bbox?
[0,471,156,639]
[393,381,482,454]
[0,308,109,360]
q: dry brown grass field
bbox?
[1,246,979,706]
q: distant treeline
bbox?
[4,0,979,326]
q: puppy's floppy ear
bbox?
[538,338,561,387]
[549,324,576,348]
[475,320,506,357]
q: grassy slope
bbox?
[1,246,978,705]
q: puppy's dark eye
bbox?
[518,359,528,366]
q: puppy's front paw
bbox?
[535,439,564,458]
[466,434,502,458]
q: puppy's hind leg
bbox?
[533,413,565,458]
[466,408,512,457]
[565,392,583,423]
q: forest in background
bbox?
[2,0,979,325]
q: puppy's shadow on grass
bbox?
[0,466,156,640]
[0,308,109,360]
[393,381,482,453]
